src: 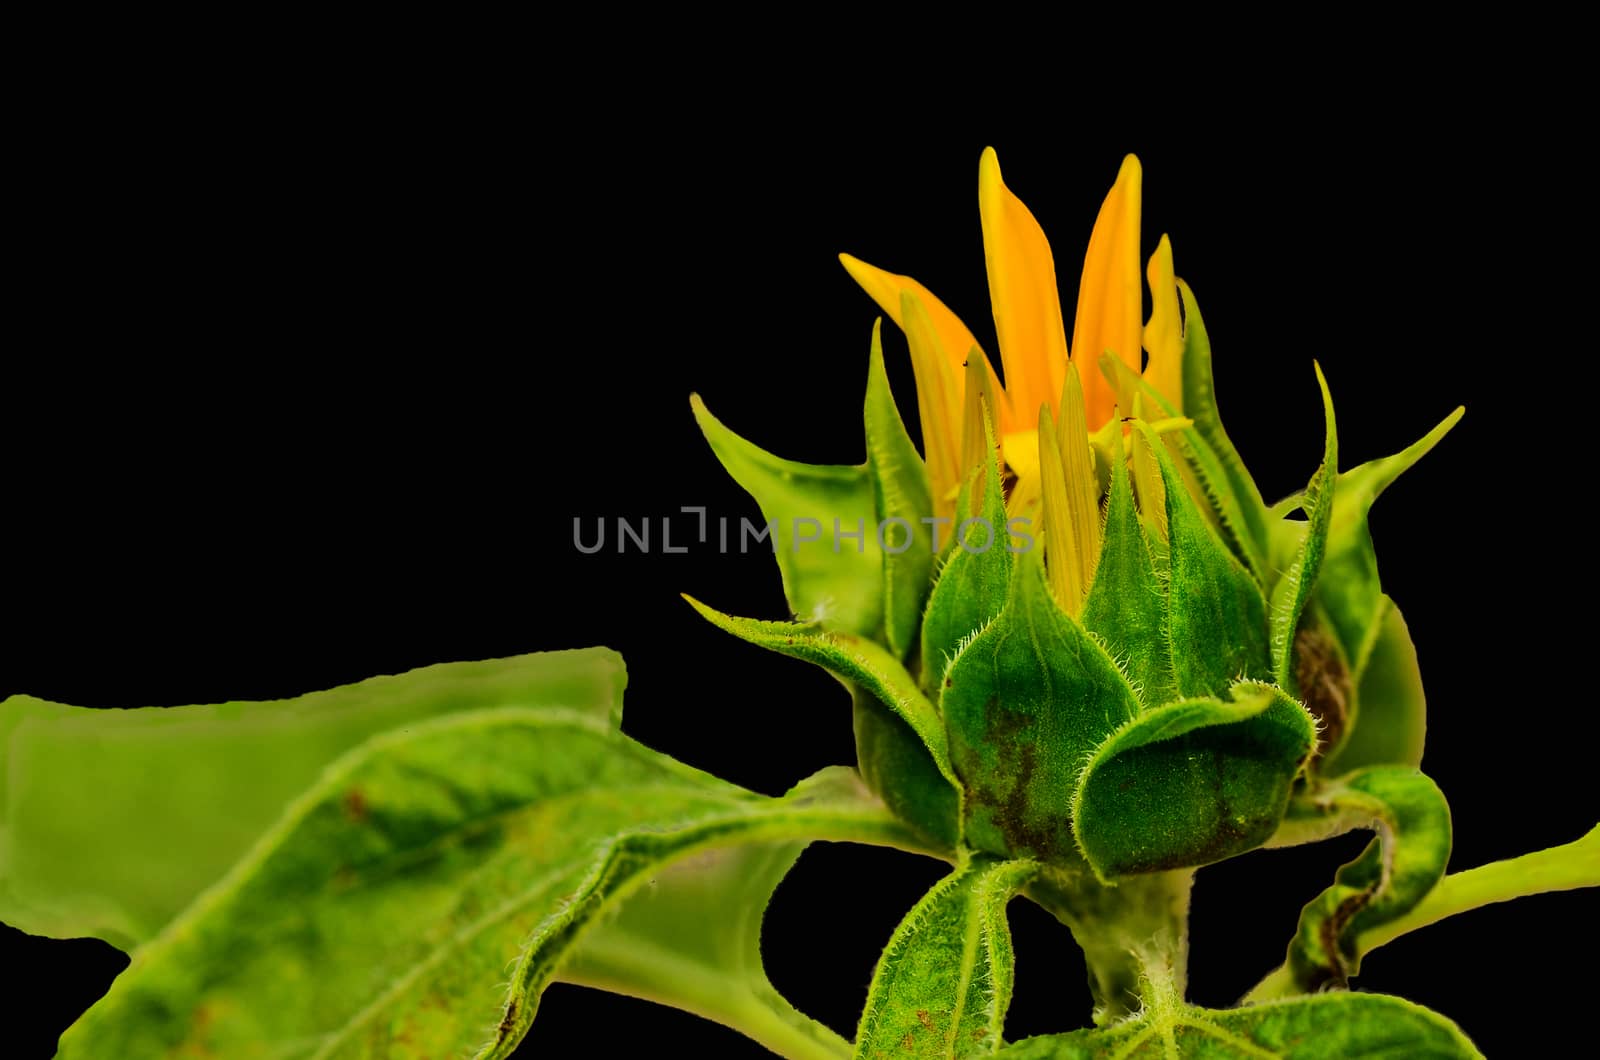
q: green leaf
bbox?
[1082,417,1175,708]
[1139,421,1271,698]
[0,647,625,950]
[57,709,922,1059]
[692,393,883,636]
[1174,281,1271,576]
[864,319,936,659]
[1314,407,1464,665]
[683,596,962,846]
[942,554,1139,862]
[1321,597,1427,773]
[991,992,1480,1058]
[921,415,1014,694]
[1269,766,1452,991]
[1071,683,1316,878]
[1269,365,1337,694]
[557,768,869,1060]
[854,855,1037,1059]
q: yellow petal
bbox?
[1038,408,1084,615]
[899,290,963,522]
[961,339,1002,498]
[1056,365,1102,594]
[838,253,1010,430]
[1143,234,1183,413]
[1071,154,1143,431]
[978,147,1068,428]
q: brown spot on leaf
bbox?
[1294,621,1349,757]
[901,1032,915,1050]
[496,998,520,1044]
[916,1009,934,1030]
[343,787,368,823]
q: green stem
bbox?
[1356,822,1600,955]
[562,936,850,1060]
[1027,868,1194,1024]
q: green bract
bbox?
[5,149,1596,1058]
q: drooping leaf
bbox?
[1269,365,1338,693]
[683,596,961,846]
[941,554,1139,862]
[864,319,937,660]
[1321,596,1427,773]
[991,992,1480,1058]
[1277,766,1452,990]
[691,393,883,635]
[1071,683,1316,878]
[1138,421,1271,697]
[0,647,625,950]
[55,709,921,1059]
[921,411,1014,693]
[854,855,1037,1059]
[1082,418,1174,707]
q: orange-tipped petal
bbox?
[978,148,1068,427]
[899,290,963,520]
[1072,154,1144,431]
[1143,234,1183,413]
[838,253,1010,430]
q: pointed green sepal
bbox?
[991,993,1480,1059]
[686,596,961,847]
[1174,280,1272,573]
[854,854,1038,1058]
[691,393,883,636]
[942,553,1139,862]
[1071,682,1316,878]
[1082,416,1175,708]
[683,596,958,795]
[1315,406,1464,664]
[1136,420,1271,698]
[863,318,937,659]
[1269,363,1338,693]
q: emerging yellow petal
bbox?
[1129,394,1169,544]
[1071,154,1143,431]
[978,148,1068,426]
[1143,234,1184,413]
[961,340,1002,503]
[898,290,963,520]
[838,253,1010,426]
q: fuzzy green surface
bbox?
[55,709,919,1058]
[993,993,1480,1058]
[0,647,624,950]
[854,855,1036,1059]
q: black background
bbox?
[3,76,1594,1057]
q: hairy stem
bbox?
[1027,868,1194,1024]
[562,940,850,1060]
